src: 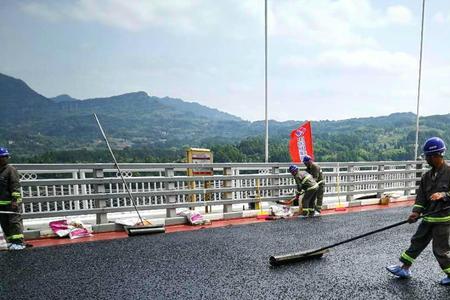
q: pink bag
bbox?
[177,210,211,225]
[49,219,92,239]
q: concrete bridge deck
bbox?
[1,205,448,300]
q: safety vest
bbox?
[412,163,450,223]
[0,164,22,205]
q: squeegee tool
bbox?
[269,206,450,266]
[125,224,166,236]
[93,113,165,236]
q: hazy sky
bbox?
[1,0,450,121]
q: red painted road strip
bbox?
[27,200,414,248]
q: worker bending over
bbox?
[303,155,324,215]
[289,165,319,217]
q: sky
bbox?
[1,0,450,122]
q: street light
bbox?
[414,0,426,160]
[264,0,269,163]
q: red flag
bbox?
[289,121,314,162]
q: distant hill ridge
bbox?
[0,72,449,161]
[51,94,79,103]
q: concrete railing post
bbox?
[223,167,233,213]
[404,163,412,196]
[377,164,385,198]
[272,166,280,199]
[72,171,80,210]
[80,170,88,209]
[93,168,107,224]
[165,167,177,218]
[415,162,423,193]
[346,164,355,202]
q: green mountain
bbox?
[0,72,449,162]
[0,73,53,119]
[0,73,250,154]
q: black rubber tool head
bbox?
[269,249,329,266]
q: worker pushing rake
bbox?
[270,137,450,286]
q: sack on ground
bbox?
[49,219,92,239]
[270,205,293,218]
[177,210,211,225]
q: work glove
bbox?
[295,191,305,200]
[407,212,420,224]
[276,198,294,206]
[430,192,446,201]
[11,201,19,211]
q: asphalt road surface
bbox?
[1,207,449,300]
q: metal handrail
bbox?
[14,161,427,224]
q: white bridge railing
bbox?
[15,161,426,224]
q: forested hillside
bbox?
[1,73,449,163]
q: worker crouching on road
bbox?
[303,155,324,215]
[289,165,319,217]
[386,137,450,286]
[0,147,25,250]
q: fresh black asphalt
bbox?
[1,207,449,300]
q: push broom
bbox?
[269,205,450,266]
[93,113,165,236]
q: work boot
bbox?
[8,243,26,251]
[440,276,450,286]
[386,265,411,279]
[313,211,321,217]
[299,211,309,218]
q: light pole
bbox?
[414,0,426,160]
[264,0,269,163]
